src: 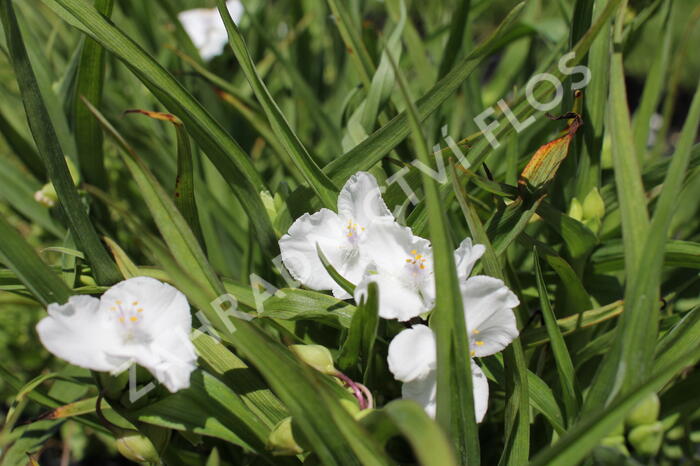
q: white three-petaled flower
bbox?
[279,172,395,299]
[386,272,519,420]
[36,277,197,393]
[178,0,243,61]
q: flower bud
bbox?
[582,187,605,221]
[627,421,663,457]
[289,345,337,375]
[568,198,583,222]
[116,428,168,463]
[267,417,304,456]
[34,184,58,207]
[33,157,81,208]
[625,393,660,428]
[599,435,630,456]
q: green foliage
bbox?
[0,0,698,464]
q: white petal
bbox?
[402,370,437,418]
[361,218,431,273]
[337,172,393,228]
[472,361,490,423]
[401,362,490,422]
[387,325,436,382]
[280,209,363,298]
[461,276,519,357]
[36,296,124,372]
[355,271,429,321]
[225,0,243,23]
[137,329,198,392]
[100,277,192,335]
[178,1,243,61]
[454,238,485,280]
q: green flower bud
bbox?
[339,398,360,417]
[116,428,167,464]
[662,443,683,460]
[582,187,605,221]
[627,421,663,457]
[599,435,630,456]
[569,197,583,221]
[625,393,660,427]
[267,417,304,456]
[34,183,58,207]
[289,345,336,375]
[33,157,81,208]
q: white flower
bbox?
[36,277,197,393]
[178,0,243,61]
[386,277,519,420]
[354,222,435,320]
[354,235,486,322]
[279,172,395,299]
[388,324,489,421]
[461,276,520,357]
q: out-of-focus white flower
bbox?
[178,0,243,61]
[279,172,395,299]
[36,277,197,392]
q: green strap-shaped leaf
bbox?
[337,281,379,380]
[74,0,112,189]
[42,0,278,255]
[530,346,700,466]
[217,0,339,210]
[0,216,71,306]
[388,48,479,464]
[0,0,121,285]
[533,250,581,425]
[324,3,525,185]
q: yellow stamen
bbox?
[130,316,138,322]
[115,300,122,305]
[475,340,484,346]
[410,249,417,255]
[118,317,125,323]
[132,301,139,306]
[470,350,476,357]
[137,308,144,313]
[110,306,117,311]
[472,329,480,335]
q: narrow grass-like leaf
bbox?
[337,281,379,379]
[124,108,206,248]
[217,0,339,210]
[533,250,580,425]
[0,156,63,237]
[388,47,478,465]
[530,347,700,466]
[0,109,45,180]
[324,3,525,184]
[73,0,112,188]
[585,12,700,410]
[43,0,278,255]
[325,0,375,89]
[0,216,71,306]
[84,101,225,298]
[382,400,458,466]
[0,0,120,285]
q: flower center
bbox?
[469,329,485,357]
[345,218,365,245]
[405,249,427,271]
[109,300,148,343]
